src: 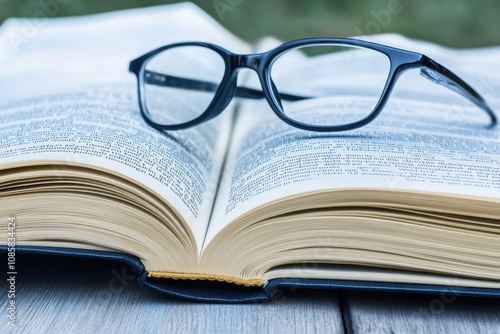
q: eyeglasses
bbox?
[129,38,497,132]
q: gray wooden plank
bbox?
[343,290,500,334]
[1,254,344,334]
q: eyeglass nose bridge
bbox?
[234,53,284,106]
[233,53,263,71]
[204,53,266,120]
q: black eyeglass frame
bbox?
[129,38,497,132]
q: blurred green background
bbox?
[1,0,499,48]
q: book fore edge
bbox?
[147,271,265,287]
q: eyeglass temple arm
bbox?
[144,70,306,102]
[419,56,497,125]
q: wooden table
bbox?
[2,253,500,333]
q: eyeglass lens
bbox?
[143,45,226,126]
[270,45,391,126]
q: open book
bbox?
[1,3,499,302]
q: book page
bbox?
[205,35,500,245]
[0,4,249,249]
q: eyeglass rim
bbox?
[129,38,497,132]
[129,42,226,130]
[263,40,402,132]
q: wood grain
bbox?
[343,290,500,334]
